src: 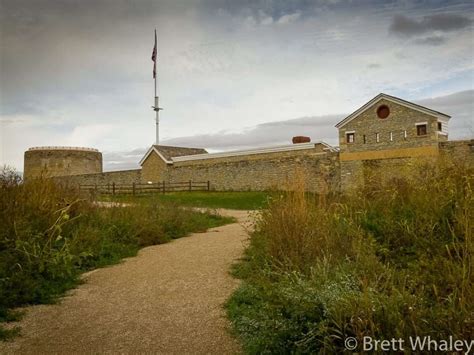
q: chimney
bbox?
[292,136,311,144]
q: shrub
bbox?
[227,158,473,353]
[0,168,233,340]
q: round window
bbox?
[377,105,390,119]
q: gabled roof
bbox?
[139,145,208,166]
[335,93,451,129]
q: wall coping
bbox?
[172,142,335,162]
[28,146,99,152]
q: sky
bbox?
[1,0,473,172]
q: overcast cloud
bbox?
[390,13,472,36]
[1,0,473,171]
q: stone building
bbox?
[335,93,453,188]
[41,93,473,191]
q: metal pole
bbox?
[155,95,159,145]
[153,29,161,145]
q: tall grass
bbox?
[0,167,233,340]
[227,157,473,353]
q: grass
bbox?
[226,157,473,353]
[99,191,270,210]
[0,167,235,341]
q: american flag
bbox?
[151,30,157,78]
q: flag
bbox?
[151,29,157,78]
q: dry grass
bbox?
[0,167,233,340]
[227,157,473,353]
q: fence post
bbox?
[112,182,116,195]
[207,180,210,191]
[107,183,110,194]
[162,181,166,194]
[132,182,136,196]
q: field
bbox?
[0,168,235,340]
[226,158,473,353]
[99,191,270,210]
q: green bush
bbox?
[227,158,473,353]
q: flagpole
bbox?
[155,76,159,145]
[152,29,160,145]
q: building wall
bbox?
[159,148,340,192]
[141,152,168,183]
[338,99,443,159]
[340,140,473,191]
[24,148,102,180]
[55,169,142,186]
[337,99,449,190]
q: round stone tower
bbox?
[24,146,102,180]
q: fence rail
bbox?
[78,181,211,195]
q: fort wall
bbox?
[439,139,474,164]
[164,150,340,192]
[55,169,142,186]
[51,140,472,192]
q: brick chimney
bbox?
[292,136,311,144]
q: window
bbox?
[438,122,442,131]
[363,135,367,144]
[404,130,407,139]
[377,105,390,119]
[376,133,380,143]
[346,132,355,143]
[390,132,393,141]
[417,124,427,136]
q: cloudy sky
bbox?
[1,0,473,171]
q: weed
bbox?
[0,168,233,340]
[227,159,473,353]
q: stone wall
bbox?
[340,139,473,190]
[24,148,102,180]
[55,169,142,186]
[161,149,340,192]
[439,139,474,165]
[339,99,443,151]
[141,151,169,183]
[49,140,472,193]
[337,99,451,190]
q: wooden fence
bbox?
[78,181,211,195]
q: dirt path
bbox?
[0,209,252,354]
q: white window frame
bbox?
[376,133,380,143]
[345,131,355,143]
[416,122,428,136]
[437,121,448,136]
[390,132,393,141]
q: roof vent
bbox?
[292,136,311,144]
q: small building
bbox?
[335,93,452,188]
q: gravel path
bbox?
[0,209,252,354]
